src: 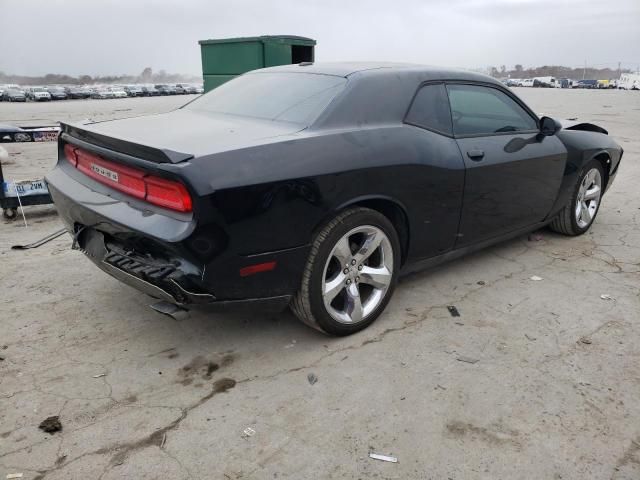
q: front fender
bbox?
[547,130,623,218]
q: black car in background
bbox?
[2,88,26,102]
[46,63,623,336]
[47,87,68,100]
[575,80,598,89]
[154,84,176,95]
[65,87,91,99]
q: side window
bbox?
[446,84,537,136]
[405,84,453,136]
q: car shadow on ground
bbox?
[98,228,557,354]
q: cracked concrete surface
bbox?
[1,89,639,479]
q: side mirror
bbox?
[540,116,561,136]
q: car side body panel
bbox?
[455,132,567,246]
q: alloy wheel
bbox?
[575,168,602,228]
[322,225,394,324]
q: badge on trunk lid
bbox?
[91,164,118,182]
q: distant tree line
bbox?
[0,67,201,85]
[488,64,632,80]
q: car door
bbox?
[403,82,465,257]
[446,83,566,247]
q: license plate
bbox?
[91,164,119,182]
[2,179,49,197]
[33,131,59,142]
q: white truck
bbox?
[534,76,560,88]
[618,74,640,90]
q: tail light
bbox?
[63,144,192,213]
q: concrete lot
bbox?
[1,89,639,479]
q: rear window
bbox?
[405,83,453,135]
[185,72,347,126]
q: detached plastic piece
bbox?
[150,301,190,321]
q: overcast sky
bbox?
[1,0,638,76]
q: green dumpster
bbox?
[198,35,316,92]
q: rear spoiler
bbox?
[60,121,193,164]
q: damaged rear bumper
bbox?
[78,227,216,305]
[76,227,292,311]
[46,165,298,313]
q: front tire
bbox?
[549,159,604,235]
[291,207,401,336]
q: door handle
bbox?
[467,149,485,161]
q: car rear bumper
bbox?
[46,164,305,311]
[74,227,291,311]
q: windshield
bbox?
[185,72,347,126]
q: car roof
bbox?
[256,61,499,84]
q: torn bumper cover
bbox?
[73,227,293,312]
[77,227,216,305]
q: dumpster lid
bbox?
[199,35,316,46]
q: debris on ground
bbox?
[600,294,614,301]
[580,337,593,345]
[284,339,297,349]
[38,416,62,434]
[307,373,318,385]
[525,334,537,341]
[11,228,67,250]
[0,356,4,361]
[456,356,479,364]
[529,275,543,281]
[477,280,485,285]
[92,373,106,378]
[149,301,189,321]
[447,306,460,317]
[242,427,256,438]
[369,453,398,463]
[454,321,464,326]
[6,474,23,479]
[435,384,447,390]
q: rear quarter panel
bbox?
[187,125,465,262]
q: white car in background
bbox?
[108,86,128,98]
[91,87,115,99]
[26,87,52,101]
[521,78,535,87]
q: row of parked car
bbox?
[502,75,639,90]
[0,83,204,102]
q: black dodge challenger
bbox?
[46,62,623,335]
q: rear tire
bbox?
[549,159,604,235]
[291,207,401,336]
